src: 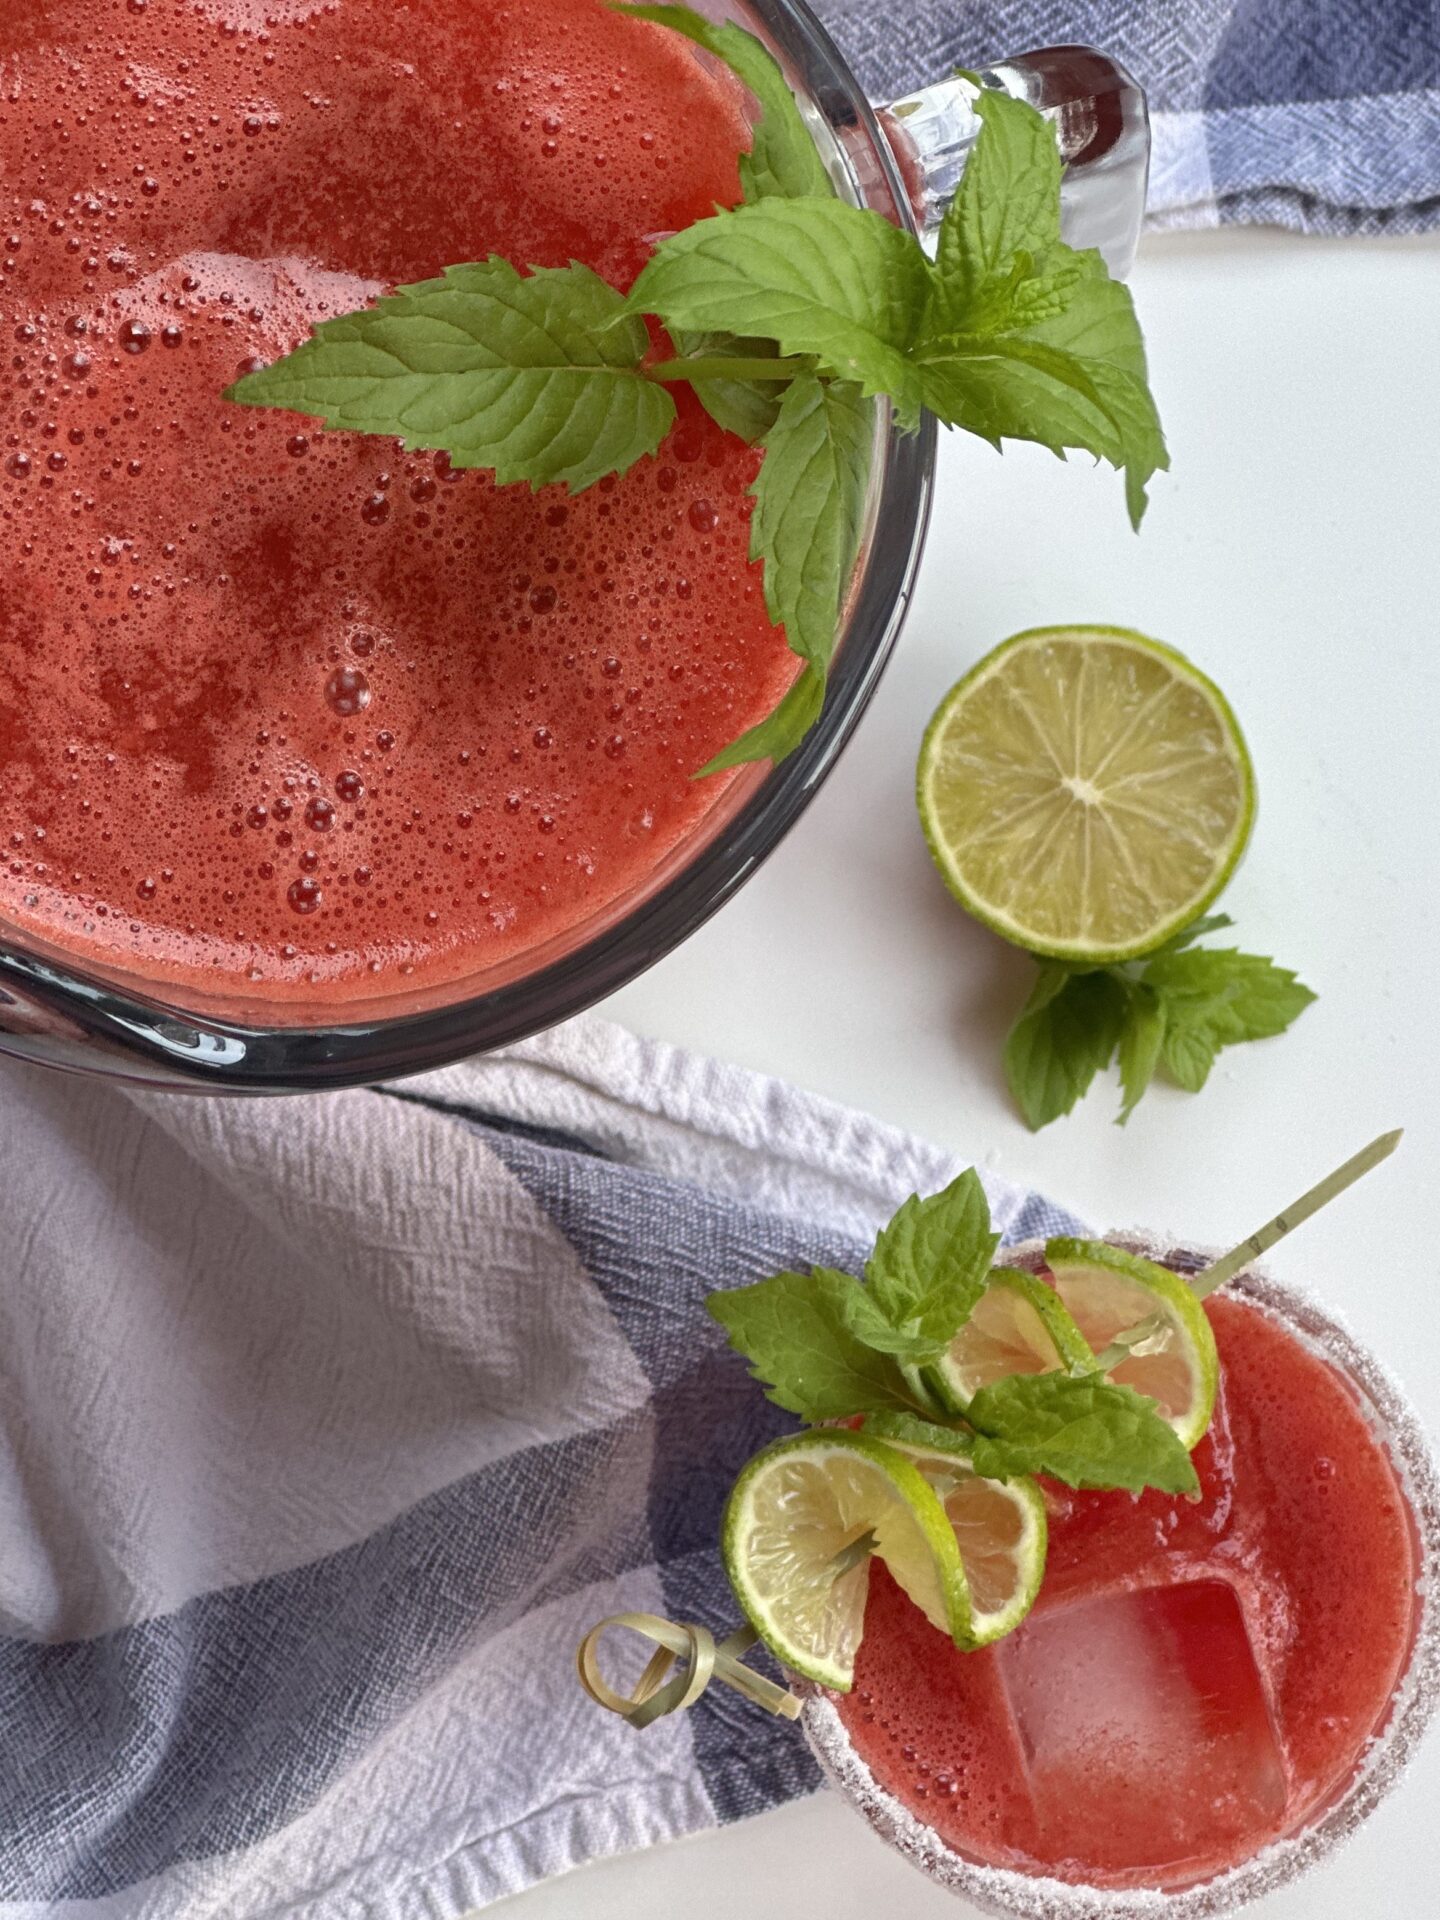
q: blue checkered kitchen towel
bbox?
[0,1020,1082,1919]
[3,3,1437,1917]
[829,0,1440,233]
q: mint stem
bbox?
[647,354,812,384]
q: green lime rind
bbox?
[1044,1236,1220,1450]
[926,1266,1094,1415]
[916,625,1257,965]
[721,1428,971,1690]
[863,1410,975,1456]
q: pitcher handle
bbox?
[875,46,1150,278]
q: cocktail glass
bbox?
[804,1236,1440,1917]
[0,2,1150,1089]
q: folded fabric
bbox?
[0,1020,1082,1919]
[813,0,1440,234]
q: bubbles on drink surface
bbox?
[0,0,791,996]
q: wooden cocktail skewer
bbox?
[1086,1129,1402,1372]
[1189,1128,1402,1298]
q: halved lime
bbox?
[721,1429,968,1690]
[1046,1237,1219,1449]
[863,1413,1048,1646]
[917,626,1255,962]
[928,1266,1094,1414]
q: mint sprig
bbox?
[916,85,1167,530]
[225,4,1167,769]
[708,1171,998,1410]
[1005,914,1317,1129]
[708,1185,1210,1500]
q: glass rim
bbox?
[0,0,935,1092]
[802,1236,1440,1920]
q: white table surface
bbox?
[497,227,1440,1920]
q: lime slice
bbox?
[864,1415,1048,1646]
[1046,1237,1219,1449]
[928,1266,1094,1414]
[722,1429,969,1689]
[917,626,1255,962]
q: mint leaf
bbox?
[698,663,824,775]
[865,1169,999,1350]
[967,1371,1199,1495]
[227,259,674,493]
[707,1268,923,1420]
[1143,946,1316,1094]
[1116,980,1164,1124]
[1143,946,1317,1043]
[630,197,928,420]
[918,279,1167,529]
[612,4,830,204]
[916,86,1167,527]
[1162,1019,1218,1093]
[1004,964,1129,1130]
[699,373,869,771]
[932,78,1061,309]
[836,1279,951,1362]
[750,374,870,670]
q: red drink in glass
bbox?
[0,0,793,1001]
[810,1247,1439,1915]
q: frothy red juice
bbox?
[839,1291,1419,1890]
[0,0,794,998]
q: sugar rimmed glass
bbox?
[803,1236,1440,1918]
[0,2,1149,1089]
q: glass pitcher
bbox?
[0,1,1149,1090]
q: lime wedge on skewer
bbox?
[722,1429,969,1690]
[1046,1237,1220,1449]
[863,1414,1048,1646]
[723,1428,1051,1685]
[917,626,1254,963]
[927,1266,1093,1414]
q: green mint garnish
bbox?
[965,1371,1200,1496]
[1005,914,1316,1129]
[698,373,869,774]
[708,1176,1207,1500]
[863,1169,1000,1350]
[915,83,1167,529]
[707,1266,935,1419]
[225,4,1167,769]
[226,259,673,494]
[631,195,929,422]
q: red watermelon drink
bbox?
[808,1252,1438,1913]
[0,0,792,1001]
